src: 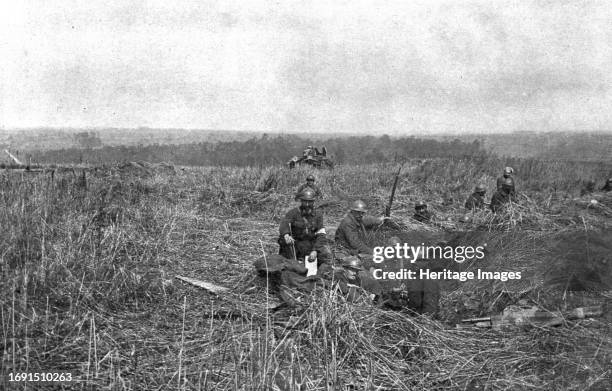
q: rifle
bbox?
[458,305,603,330]
[385,164,403,217]
[288,225,297,261]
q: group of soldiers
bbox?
[261,168,612,315]
[465,169,612,213]
[464,166,517,213]
[413,167,520,220]
[271,175,439,315]
[296,174,437,223]
[291,167,527,228]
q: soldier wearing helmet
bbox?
[601,178,612,192]
[465,184,487,211]
[332,201,388,302]
[334,199,385,255]
[496,167,516,194]
[342,256,364,271]
[295,174,323,200]
[336,256,384,301]
[278,188,331,265]
[490,177,517,213]
[413,201,433,223]
[340,256,367,286]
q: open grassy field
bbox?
[1,158,611,390]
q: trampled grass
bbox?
[1,158,611,390]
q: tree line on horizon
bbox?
[27,134,484,166]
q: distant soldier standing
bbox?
[279,188,331,266]
[601,178,612,192]
[465,185,487,211]
[490,178,517,213]
[413,201,433,223]
[295,174,323,200]
[496,167,516,194]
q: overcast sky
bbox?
[1,0,611,134]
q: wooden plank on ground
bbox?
[175,275,230,294]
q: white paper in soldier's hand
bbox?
[305,256,318,277]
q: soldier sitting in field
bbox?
[333,200,386,299]
[465,185,487,211]
[279,188,332,266]
[490,177,517,213]
[320,256,382,302]
[496,167,516,194]
[335,200,385,255]
[413,201,434,223]
[255,188,333,305]
[295,174,323,200]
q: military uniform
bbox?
[335,213,382,255]
[490,190,516,212]
[316,255,383,302]
[331,201,386,299]
[295,183,323,200]
[465,192,486,210]
[496,176,515,193]
[278,207,331,265]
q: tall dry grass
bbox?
[0,160,610,390]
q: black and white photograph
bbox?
[1,1,611,390]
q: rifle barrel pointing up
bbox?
[385,164,403,217]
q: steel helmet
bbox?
[387,236,401,246]
[299,188,317,201]
[350,199,367,213]
[342,256,364,271]
[415,201,427,209]
[503,167,514,175]
[306,174,315,182]
[475,184,486,193]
